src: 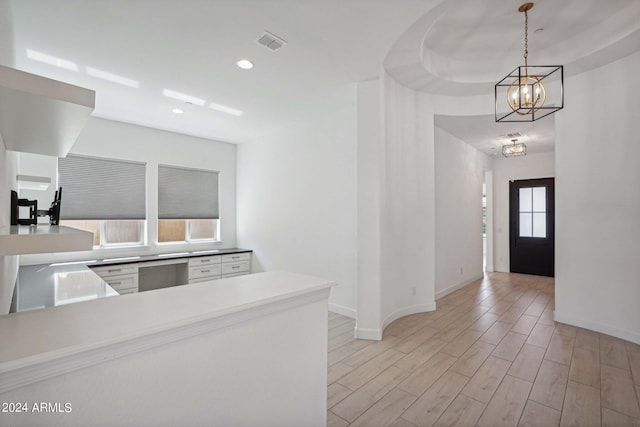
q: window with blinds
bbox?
[157,165,219,242]
[58,154,146,247]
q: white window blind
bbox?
[58,155,146,220]
[158,165,219,219]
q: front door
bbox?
[509,178,555,277]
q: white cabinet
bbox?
[0,65,95,157]
[92,264,139,294]
[188,256,221,283]
[91,252,251,293]
[188,252,251,283]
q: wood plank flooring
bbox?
[327,272,640,427]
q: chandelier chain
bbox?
[524,9,529,67]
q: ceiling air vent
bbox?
[256,31,287,51]
[502,132,524,139]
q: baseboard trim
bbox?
[435,274,484,300]
[554,310,640,345]
[329,303,356,319]
[355,327,382,341]
[381,302,437,333]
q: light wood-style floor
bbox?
[327,272,640,427]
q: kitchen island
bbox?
[0,270,334,427]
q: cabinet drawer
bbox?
[188,256,221,267]
[92,263,139,278]
[116,287,137,295]
[221,253,250,263]
[104,274,138,293]
[189,264,221,280]
[189,276,220,284]
[221,261,249,275]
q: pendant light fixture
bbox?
[502,139,527,157]
[495,2,563,122]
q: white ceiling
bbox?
[8,0,442,143]
[385,0,640,95]
[435,114,555,157]
[6,0,640,148]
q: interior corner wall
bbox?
[555,50,640,344]
[492,152,555,273]
[380,72,436,328]
[0,143,19,314]
[434,126,490,298]
[356,79,383,338]
[236,88,358,318]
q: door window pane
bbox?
[519,213,533,237]
[533,213,546,238]
[519,188,532,212]
[519,186,547,238]
[532,187,546,212]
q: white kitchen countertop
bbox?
[0,271,335,366]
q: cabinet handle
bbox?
[110,281,122,285]
[108,268,122,273]
[232,256,239,259]
[200,259,208,263]
[232,266,240,269]
[201,269,210,273]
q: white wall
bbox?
[492,152,555,273]
[434,126,491,298]
[0,143,19,314]
[236,87,358,317]
[555,50,640,344]
[356,80,383,338]
[380,72,437,329]
[21,117,237,265]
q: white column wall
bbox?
[555,50,640,344]
[236,88,358,317]
[356,79,383,338]
[434,126,491,298]
[491,152,555,273]
[380,72,436,328]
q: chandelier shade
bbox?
[496,65,563,122]
[495,2,564,122]
[502,139,527,157]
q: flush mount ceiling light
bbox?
[236,59,253,70]
[495,3,563,122]
[502,139,527,157]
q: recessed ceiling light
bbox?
[26,49,78,71]
[209,102,243,117]
[86,67,139,88]
[237,59,253,70]
[172,108,184,114]
[162,89,206,106]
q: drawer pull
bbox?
[110,281,122,286]
[200,259,208,263]
[232,256,240,259]
[232,266,240,269]
[201,269,210,273]
[108,268,122,273]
